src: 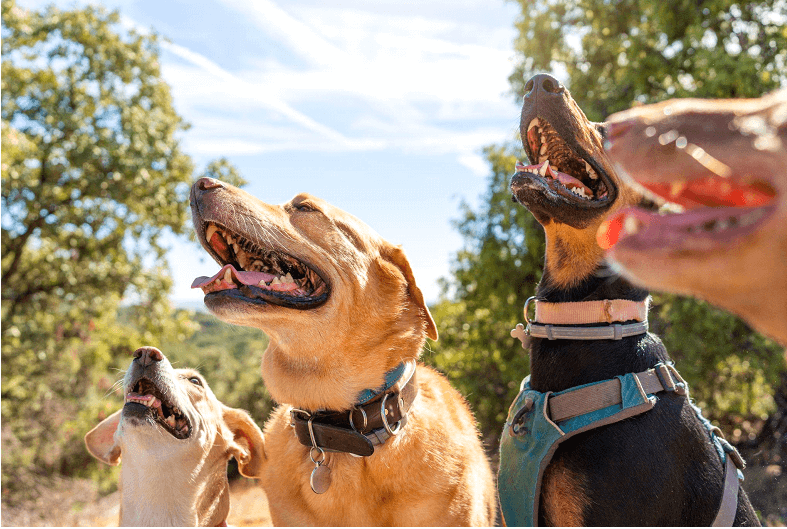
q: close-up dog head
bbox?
[85,346,264,482]
[510,73,660,288]
[189,179,437,409]
[601,89,786,343]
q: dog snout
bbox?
[133,346,164,367]
[191,177,224,203]
[524,73,565,100]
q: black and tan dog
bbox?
[500,74,759,526]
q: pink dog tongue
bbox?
[191,264,276,289]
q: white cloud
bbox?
[458,153,491,177]
[154,0,519,159]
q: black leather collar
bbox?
[290,362,418,456]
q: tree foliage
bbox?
[509,0,787,121]
[0,0,243,501]
[429,0,786,446]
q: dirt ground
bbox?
[1,466,784,526]
[1,478,272,527]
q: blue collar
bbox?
[355,363,407,405]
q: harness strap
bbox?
[549,363,686,422]
[499,362,745,527]
[712,455,740,527]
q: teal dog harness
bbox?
[498,363,744,526]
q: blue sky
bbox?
[19,0,525,305]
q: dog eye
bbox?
[188,377,203,386]
[294,203,314,212]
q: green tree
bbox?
[509,0,787,121]
[427,145,543,440]
[0,0,242,501]
[429,0,786,449]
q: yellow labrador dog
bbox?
[85,346,265,527]
[190,178,497,526]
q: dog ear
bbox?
[379,244,439,341]
[222,406,266,479]
[84,410,123,466]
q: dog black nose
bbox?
[133,346,164,367]
[524,73,565,98]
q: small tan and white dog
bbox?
[85,346,265,527]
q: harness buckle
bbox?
[524,296,537,324]
[654,363,687,395]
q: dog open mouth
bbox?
[597,174,778,252]
[513,118,611,205]
[191,222,329,310]
[124,378,191,439]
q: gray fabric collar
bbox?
[526,320,649,340]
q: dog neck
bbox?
[528,261,668,393]
[260,319,424,412]
[117,439,230,527]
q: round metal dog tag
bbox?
[310,464,332,494]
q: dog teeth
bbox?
[165,415,176,427]
[205,225,218,242]
[570,187,591,200]
[585,161,598,179]
[539,144,547,156]
[539,160,550,176]
[223,268,232,283]
[624,215,642,235]
[670,181,687,197]
[528,118,541,132]
[271,277,281,285]
[284,272,294,284]
[237,249,249,269]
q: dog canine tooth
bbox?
[585,161,598,179]
[539,160,550,176]
[205,225,218,242]
[224,268,232,283]
[528,118,541,132]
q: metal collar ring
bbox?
[349,406,368,433]
[380,393,402,436]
